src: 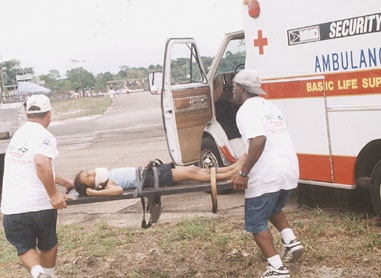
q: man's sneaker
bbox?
[261,264,290,278]
[38,273,52,278]
[281,239,305,263]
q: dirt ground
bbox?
[53,201,381,278]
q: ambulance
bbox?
[149,0,381,215]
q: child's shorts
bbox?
[143,163,175,187]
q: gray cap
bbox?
[233,69,266,95]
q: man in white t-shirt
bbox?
[231,70,304,278]
[1,95,73,278]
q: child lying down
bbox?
[74,157,245,196]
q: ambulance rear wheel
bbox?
[370,160,381,216]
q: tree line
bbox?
[0,52,244,93]
[0,59,164,92]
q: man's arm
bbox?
[232,135,266,191]
[55,174,74,192]
[34,154,71,209]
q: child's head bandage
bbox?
[95,168,109,189]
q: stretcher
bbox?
[66,162,233,228]
[66,179,233,206]
[67,180,233,228]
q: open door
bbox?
[161,38,212,165]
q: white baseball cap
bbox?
[233,69,267,95]
[26,94,52,114]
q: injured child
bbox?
[74,157,245,196]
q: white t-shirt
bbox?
[1,121,59,214]
[236,97,299,199]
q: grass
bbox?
[51,96,111,121]
[1,208,380,278]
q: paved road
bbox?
[51,92,248,227]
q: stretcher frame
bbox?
[66,180,233,206]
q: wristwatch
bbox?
[239,170,248,177]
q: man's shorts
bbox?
[143,163,175,187]
[3,209,58,256]
[245,189,292,234]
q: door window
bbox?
[216,38,246,74]
[170,43,207,85]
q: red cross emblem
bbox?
[254,30,268,55]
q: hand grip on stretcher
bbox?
[205,158,218,213]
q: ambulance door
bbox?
[161,38,212,165]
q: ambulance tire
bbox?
[370,160,381,216]
[200,137,232,194]
[200,137,224,168]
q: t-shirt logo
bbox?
[43,139,51,146]
[18,146,28,153]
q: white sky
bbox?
[0,0,244,76]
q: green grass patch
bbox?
[51,96,111,121]
[1,210,380,278]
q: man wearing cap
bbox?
[1,95,73,278]
[232,70,304,278]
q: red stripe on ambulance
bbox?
[298,154,356,185]
[262,69,381,99]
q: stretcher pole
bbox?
[210,167,218,213]
[205,158,218,213]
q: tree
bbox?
[0,59,22,86]
[39,74,58,91]
[65,67,95,91]
[95,72,113,91]
[148,64,162,72]
[48,69,60,80]
[201,57,213,73]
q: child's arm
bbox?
[86,180,123,196]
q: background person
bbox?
[1,95,73,278]
[231,69,304,278]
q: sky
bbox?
[0,0,244,77]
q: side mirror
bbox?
[148,72,163,95]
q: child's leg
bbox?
[216,161,242,174]
[171,165,237,183]
[216,154,246,173]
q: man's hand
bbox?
[232,174,248,191]
[50,192,72,210]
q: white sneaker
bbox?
[281,239,305,263]
[37,273,52,278]
[261,264,290,278]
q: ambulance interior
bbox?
[212,38,246,140]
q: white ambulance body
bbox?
[155,0,381,214]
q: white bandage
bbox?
[95,168,109,189]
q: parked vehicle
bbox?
[0,102,26,200]
[149,0,381,214]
